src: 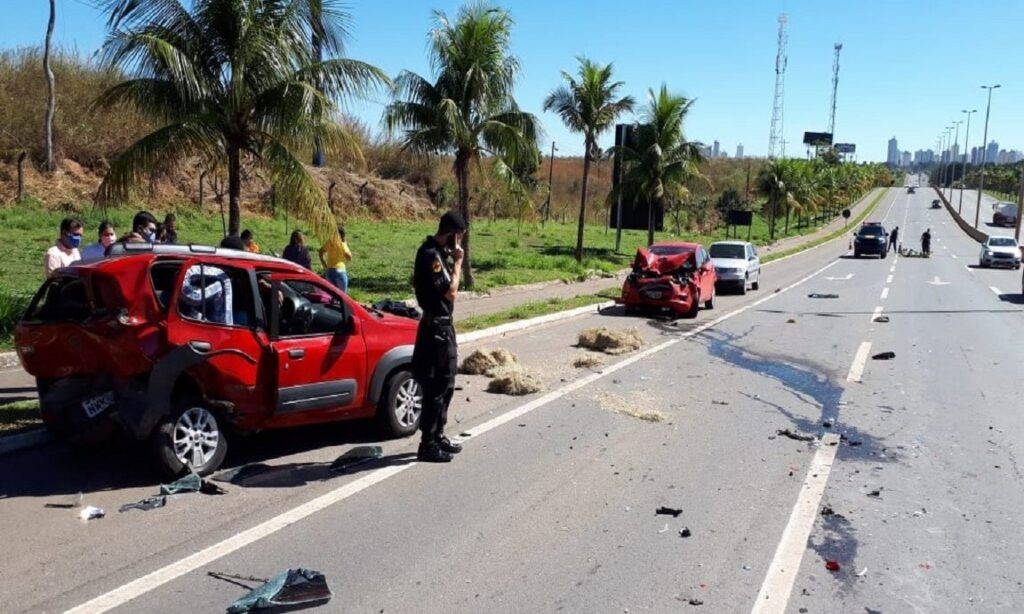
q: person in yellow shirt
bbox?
[319,225,353,293]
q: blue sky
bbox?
[3,0,1021,162]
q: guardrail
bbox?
[933,187,988,244]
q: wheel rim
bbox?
[172,407,220,469]
[394,378,423,428]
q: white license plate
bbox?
[82,391,115,418]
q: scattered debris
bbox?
[572,354,605,369]
[577,327,645,355]
[867,488,882,498]
[688,598,704,606]
[160,472,226,495]
[658,524,669,533]
[742,565,752,571]
[79,506,105,521]
[918,562,933,571]
[872,351,896,360]
[822,420,832,428]
[874,316,890,323]
[486,366,542,396]
[821,506,835,516]
[119,496,167,513]
[825,560,841,572]
[777,429,815,442]
[856,567,868,577]
[679,527,692,538]
[328,446,383,474]
[598,392,668,423]
[808,293,839,299]
[711,400,729,406]
[45,492,83,509]
[458,348,519,376]
[787,319,797,324]
[655,506,683,517]
[217,568,332,613]
[212,463,274,485]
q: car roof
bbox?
[650,241,702,249]
[77,243,307,273]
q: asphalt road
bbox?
[945,187,1019,240]
[2,186,1023,613]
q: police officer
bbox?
[412,211,467,462]
[921,228,931,256]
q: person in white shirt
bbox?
[80,221,117,261]
[44,217,84,278]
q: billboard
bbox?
[802,131,833,146]
[726,210,753,226]
[835,143,856,153]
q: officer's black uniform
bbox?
[412,236,458,450]
[921,230,931,255]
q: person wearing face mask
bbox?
[81,221,117,261]
[132,210,159,244]
[44,217,84,277]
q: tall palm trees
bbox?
[544,57,634,262]
[385,3,539,287]
[614,85,704,246]
[94,0,387,243]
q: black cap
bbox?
[438,211,468,234]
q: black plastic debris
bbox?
[872,351,896,360]
[822,420,832,428]
[220,568,332,613]
[777,429,815,442]
[807,293,839,299]
[160,472,227,495]
[874,316,890,323]
[45,492,84,509]
[821,506,835,516]
[212,464,274,485]
[711,400,729,406]
[119,495,167,513]
[679,527,692,538]
[688,598,704,606]
[867,488,882,498]
[655,506,683,517]
[328,446,384,474]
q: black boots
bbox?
[438,436,463,454]
[417,435,462,462]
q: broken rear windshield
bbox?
[649,245,693,256]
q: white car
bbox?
[710,240,761,294]
[978,236,1021,269]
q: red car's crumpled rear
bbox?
[618,247,699,316]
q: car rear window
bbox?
[150,261,185,312]
[990,238,1017,247]
[710,244,746,259]
[24,275,92,323]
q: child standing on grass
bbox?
[319,225,353,293]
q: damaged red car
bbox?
[619,242,717,318]
[15,243,423,477]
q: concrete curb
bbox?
[459,300,616,344]
[0,427,51,456]
[935,187,988,244]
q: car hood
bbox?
[632,248,694,275]
[712,257,748,269]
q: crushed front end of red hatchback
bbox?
[619,246,700,317]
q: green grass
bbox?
[0,399,41,434]
[456,293,616,334]
[761,188,888,264]
[984,190,1017,203]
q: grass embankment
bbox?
[0,400,41,435]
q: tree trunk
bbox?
[575,143,592,262]
[227,144,241,236]
[17,151,27,202]
[454,150,474,287]
[647,196,657,247]
[44,0,57,172]
[784,206,790,235]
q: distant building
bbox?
[887,137,899,165]
[986,140,999,163]
[736,143,744,158]
[901,151,912,167]
[712,140,720,158]
[971,146,982,165]
[1010,150,1024,163]
[950,143,960,163]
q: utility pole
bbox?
[44,0,56,172]
[958,109,976,214]
[613,125,627,253]
[543,141,557,225]
[949,120,962,202]
[975,84,1001,228]
[827,43,842,136]
[768,14,788,159]
[1015,164,1023,243]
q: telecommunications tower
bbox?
[827,43,843,136]
[768,14,788,159]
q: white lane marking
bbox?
[889,265,896,273]
[846,341,872,382]
[965,265,974,274]
[66,258,848,614]
[951,254,958,259]
[824,273,853,281]
[886,274,893,284]
[870,306,884,323]
[880,287,889,300]
[990,286,1003,296]
[750,433,841,614]
[927,276,950,286]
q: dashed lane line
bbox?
[871,306,884,323]
[880,287,889,300]
[846,341,872,383]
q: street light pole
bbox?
[945,126,955,192]
[949,120,962,201]
[958,109,976,214]
[975,84,1001,228]
[543,141,557,225]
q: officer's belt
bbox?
[422,314,453,326]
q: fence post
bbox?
[16,151,27,202]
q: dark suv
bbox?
[853,222,889,259]
[15,243,423,476]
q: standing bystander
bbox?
[44,217,84,277]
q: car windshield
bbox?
[989,238,1017,247]
[649,245,692,256]
[709,244,746,259]
[858,226,884,237]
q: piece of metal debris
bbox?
[119,495,167,513]
[221,568,332,613]
[655,506,683,517]
[808,293,839,299]
[872,351,896,360]
[777,429,815,442]
[874,316,890,323]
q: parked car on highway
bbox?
[15,243,422,476]
[853,222,889,259]
[978,236,1021,269]
[619,242,717,318]
[992,202,1018,228]
[907,186,916,194]
[931,199,942,209]
[709,240,760,295]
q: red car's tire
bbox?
[151,398,228,478]
[378,370,422,438]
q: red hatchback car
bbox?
[619,242,717,318]
[15,243,423,476]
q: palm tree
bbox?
[613,85,704,246]
[543,57,634,262]
[384,2,539,287]
[756,159,796,240]
[94,0,387,243]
